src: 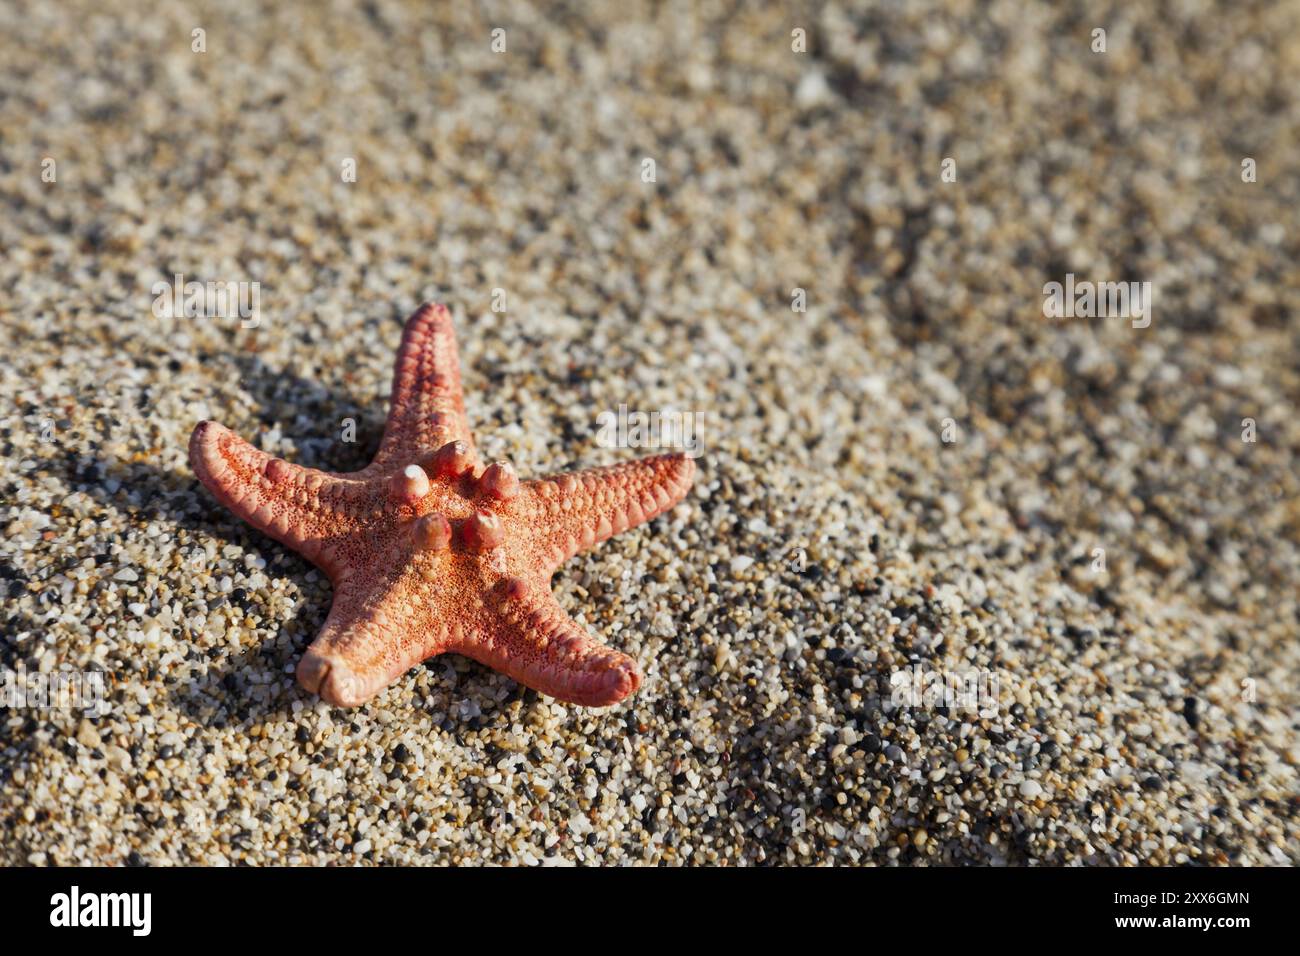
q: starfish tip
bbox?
[297,650,369,708]
[581,658,642,707]
[189,419,233,485]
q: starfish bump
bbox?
[189,303,695,708]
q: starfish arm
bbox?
[189,420,377,567]
[371,303,477,470]
[296,573,461,707]
[518,452,695,566]
[460,583,641,706]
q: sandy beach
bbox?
[1,1,1297,864]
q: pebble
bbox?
[75,720,100,749]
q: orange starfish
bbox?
[189,303,694,708]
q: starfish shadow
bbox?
[55,353,399,723]
[169,353,392,723]
[55,352,386,551]
[163,589,327,729]
[221,352,385,473]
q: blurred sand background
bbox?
[1,0,1298,864]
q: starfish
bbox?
[189,303,695,708]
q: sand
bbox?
[1,0,1298,864]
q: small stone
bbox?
[105,746,132,771]
[795,71,832,108]
[76,719,100,748]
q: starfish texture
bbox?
[189,303,695,708]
